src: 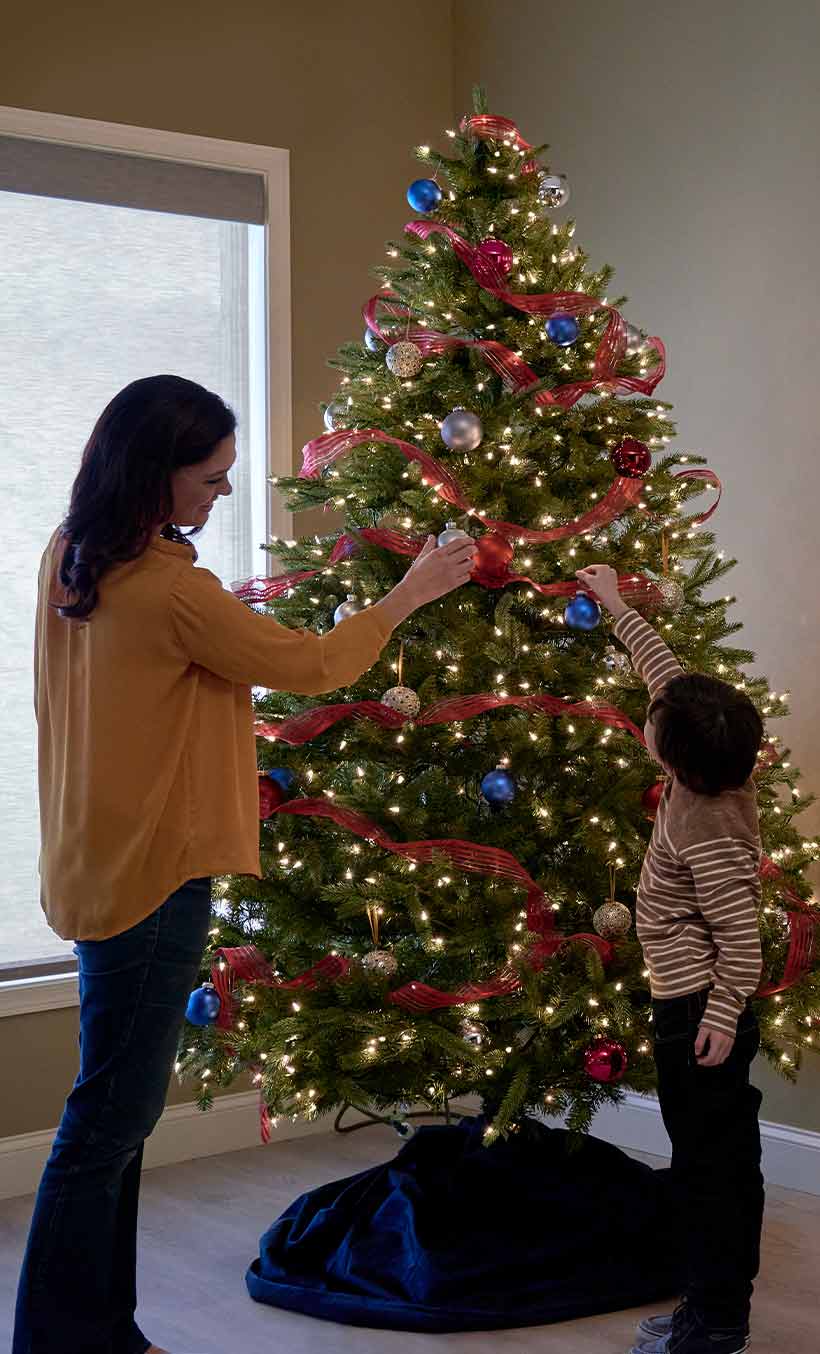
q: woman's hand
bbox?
[574,564,630,619]
[375,535,477,628]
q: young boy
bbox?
[575,565,765,1354]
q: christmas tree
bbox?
[181,91,820,1145]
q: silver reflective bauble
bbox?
[437,520,472,547]
[333,594,363,625]
[603,644,630,674]
[655,577,685,614]
[361,948,398,975]
[460,1020,484,1047]
[380,686,421,719]
[592,901,633,940]
[323,399,348,432]
[392,1118,415,1139]
[624,322,648,353]
[385,341,424,378]
[537,173,570,209]
[440,407,483,452]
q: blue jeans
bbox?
[13,878,212,1354]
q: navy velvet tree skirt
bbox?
[246,1116,684,1332]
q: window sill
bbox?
[0,972,79,1018]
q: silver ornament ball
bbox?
[603,644,630,674]
[537,173,570,209]
[333,594,363,625]
[380,686,421,719]
[386,341,424,378]
[437,520,472,547]
[323,399,349,432]
[624,322,648,353]
[440,407,483,452]
[592,901,633,940]
[655,577,685,614]
[460,1020,484,1047]
[361,948,398,976]
[392,1118,415,1139]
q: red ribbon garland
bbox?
[460,113,540,175]
[757,855,820,997]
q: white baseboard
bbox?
[1,1088,818,1202]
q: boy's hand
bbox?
[575,564,630,619]
[695,1025,735,1066]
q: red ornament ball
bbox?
[472,531,514,579]
[584,1038,628,1084]
[477,237,514,276]
[641,780,666,820]
[610,438,652,478]
[259,775,285,820]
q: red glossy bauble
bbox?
[258,775,285,820]
[584,1038,628,1084]
[477,237,514,276]
[610,438,652,478]
[472,531,514,578]
[641,780,666,820]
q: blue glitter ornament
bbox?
[267,767,297,795]
[480,766,517,806]
[545,313,580,347]
[407,178,442,213]
[185,982,221,1027]
[564,592,602,631]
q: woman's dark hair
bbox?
[58,375,236,620]
[648,673,764,796]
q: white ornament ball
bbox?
[537,173,570,209]
[440,408,483,452]
[437,520,472,547]
[361,948,398,976]
[655,577,685,614]
[380,686,421,719]
[323,400,348,432]
[592,901,633,940]
[386,341,424,379]
[333,594,363,625]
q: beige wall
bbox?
[0,0,455,1137]
[454,0,820,1130]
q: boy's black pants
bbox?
[652,985,764,1330]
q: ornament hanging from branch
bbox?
[593,864,633,940]
[361,903,397,976]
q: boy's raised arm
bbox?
[576,564,684,701]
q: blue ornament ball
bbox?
[480,767,517,806]
[185,982,221,1027]
[564,592,602,631]
[545,312,580,347]
[267,767,297,795]
[407,178,443,213]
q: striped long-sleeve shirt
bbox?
[613,609,762,1037]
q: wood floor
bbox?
[0,1128,817,1353]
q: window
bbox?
[0,109,291,975]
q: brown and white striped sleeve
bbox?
[679,832,763,1037]
[612,608,685,701]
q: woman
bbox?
[14,374,476,1354]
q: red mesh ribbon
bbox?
[673,468,723,525]
[210,945,351,1029]
[757,855,820,996]
[460,113,540,174]
[257,688,645,748]
[232,537,355,604]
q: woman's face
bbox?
[169,434,236,528]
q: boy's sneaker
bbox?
[629,1304,750,1353]
[637,1300,684,1340]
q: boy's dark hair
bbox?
[648,673,763,797]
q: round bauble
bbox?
[437,520,472,547]
[472,531,514,578]
[267,767,297,796]
[406,178,442,213]
[364,327,385,353]
[592,900,633,940]
[392,1117,415,1139]
[610,437,652,478]
[655,577,685,614]
[440,407,483,452]
[259,776,285,819]
[380,685,421,719]
[584,1038,628,1084]
[545,312,580,347]
[460,1019,484,1047]
[480,766,517,806]
[642,780,666,821]
[564,592,602,631]
[333,594,363,625]
[185,982,221,1027]
[386,341,424,379]
[361,948,398,976]
[477,236,514,276]
[537,173,570,209]
[625,322,648,352]
[603,644,630,674]
[323,400,349,432]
